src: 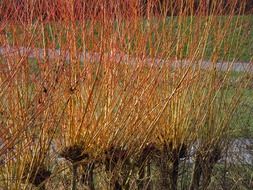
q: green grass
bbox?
[2,15,253,62]
[232,88,253,138]
[203,15,253,62]
[226,71,253,138]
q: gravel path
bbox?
[225,138,253,165]
[0,45,252,73]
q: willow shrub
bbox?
[0,0,252,189]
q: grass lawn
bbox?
[232,87,253,138]
[2,15,252,62]
[225,71,253,138]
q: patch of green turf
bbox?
[2,16,252,62]
[226,71,253,138]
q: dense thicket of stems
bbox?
[0,0,252,189]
